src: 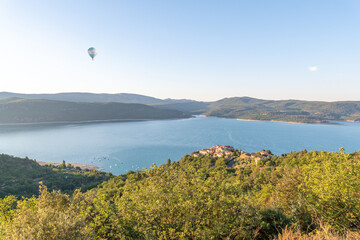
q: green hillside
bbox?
[204,97,360,123]
[152,101,209,114]
[0,98,191,124]
[1,148,359,239]
[0,154,112,198]
[159,97,360,123]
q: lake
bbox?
[1,116,360,175]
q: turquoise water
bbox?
[1,116,360,175]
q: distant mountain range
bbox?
[1,92,360,123]
[0,92,194,104]
[0,98,190,124]
[152,97,360,123]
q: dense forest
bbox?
[0,98,190,124]
[204,97,360,123]
[0,148,359,239]
[0,154,112,198]
[157,97,360,123]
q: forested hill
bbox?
[0,147,359,239]
[0,98,191,124]
[204,97,360,122]
[157,97,360,123]
[0,154,111,198]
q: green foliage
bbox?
[0,196,17,238]
[0,154,111,198]
[1,185,93,240]
[301,152,360,230]
[203,97,360,123]
[0,150,359,239]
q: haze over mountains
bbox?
[1,92,360,123]
[0,97,190,124]
[0,92,194,105]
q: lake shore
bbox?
[236,118,261,122]
[237,118,307,124]
[0,117,190,126]
[0,115,351,126]
[236,118,331,124]
[345,120,360,123]
[270,120,308,124]
[37,161,99,170]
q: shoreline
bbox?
[270,120,308,124]
[345,120,360,123]
[235,118,338,124]
[236,118,261,122]
[236,118,307,124]
[37,161,100,171]
[0,117,190,126]
[0,116,357,127]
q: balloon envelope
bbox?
[88,47,98,60]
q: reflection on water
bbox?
[0,116,359,175]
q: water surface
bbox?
[1,116,359,174]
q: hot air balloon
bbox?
[88,47,98,60]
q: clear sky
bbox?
[1,0,360,101]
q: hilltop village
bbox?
[191,145,274,168]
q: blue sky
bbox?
[1,0,360,101]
